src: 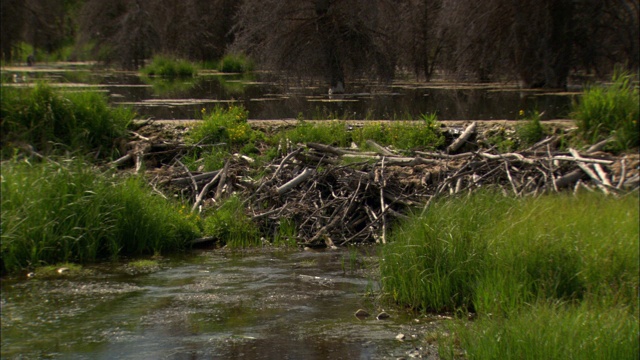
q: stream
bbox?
[1,248,443,359]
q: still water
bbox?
[2,65,577,121]
[1,249,441,359]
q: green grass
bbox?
[572,71,639,151]
[188,105,263,151]
[274,116,444,151]
[218,54,254,73]
[202,195,260,248]
[0,158,201,274]
[380,191,639,359]
[140,56,197,78]
[0,83,134,158]
[440,301,638,360]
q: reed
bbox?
[0,158,201,274]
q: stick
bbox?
[191,171,223,213]
[276,168,314,195]
[366,140,395,156]
[447,121,476,153]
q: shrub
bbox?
[0,84,133,157]
[572,71,639,151]
[0,158,200,274]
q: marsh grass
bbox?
[272,218,298,247]
[202,195,260,248]
[381,191,639,358]
[0,158,201,274]
[140,56,197,78]
[218,54,254,73]
[572,71,639,151]
[0,83,133,157]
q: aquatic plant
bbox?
[218,54,254,73]
[0,83,134,158]
[572,70,639,151]
[140,56,197,77]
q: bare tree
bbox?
[395,0,445,81]
[231,0,400,92]
[0,0,26,62]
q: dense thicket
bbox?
[1,0,637,88]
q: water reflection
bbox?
[17,67,575,121]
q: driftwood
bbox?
[117,122,638,248]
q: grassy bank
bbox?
[572,71,639,152]
[1,83,133,158]
[0,158,201,274]
[380,191,639,358]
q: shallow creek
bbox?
[1,248,443,359]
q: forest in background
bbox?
[1,0,638,89]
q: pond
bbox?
[2,64,578,122]
[1,248,443,359]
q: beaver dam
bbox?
[119,119,639,248]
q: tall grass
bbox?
[218,54,254,73]
[140,56,197,77]
[380,191,639,358]
[0,158,201,274]
[202,195,260,248]
[572,71,639,151]
[1,83,133,157]
[440,301,638,360]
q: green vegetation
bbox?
[275,116,444,151]
[515,110,545,147]
[572,71,639,152]
[140,56,197,78]
[188,105,264,150]
[202,195,261,248]
[380,191,638,358]
[0,158,201,274]
[218,54,254,73]
[1,84,134,158]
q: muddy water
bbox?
[1,249,442,359]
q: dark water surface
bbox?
[1,249,442,359]
[3,65,577,121]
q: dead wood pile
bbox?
[118,122,640,247]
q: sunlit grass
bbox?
[380,191,639,359]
